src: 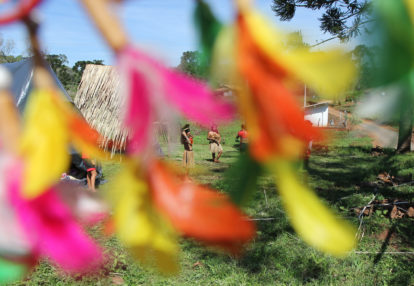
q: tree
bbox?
[351,44,378,90]
[0,34,23,63]
[44,55,105,94]
[177,51,205,79]
[45,54,69,73]
[72,60,104,86]
[397,90,413,153]
[72,60,104,76]
[45,54,74,89]
[272,0,372,42]
[283,31,309,50]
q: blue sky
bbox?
[0,0,351,67]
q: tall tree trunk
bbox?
[397,72,414,153]
[396,107,412,153]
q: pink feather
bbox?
[163,70,234,125]
[122,62,154,154]
[120,46,234,128]
[6,160,103,274]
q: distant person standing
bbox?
[207,124,223,163]
[343,111,348,128]
[181,124,194,169]
[235,124,249,151]
[82,152,97,191]
[303,120,313,169]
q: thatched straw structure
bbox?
[74,64,127,153]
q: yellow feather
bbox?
[211,26,260,137]
[20,90,70,198]
[277,136,306,160]
[109,163,179,274]
[70,134,115,161]
[210,26,238,87]
[51,95,116,162]
[242,9,356,98]
[405,0,414,23]
[269,160,356,256]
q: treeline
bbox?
[43,54,103,95]
[0,43,103,98]
[177,43,378,95]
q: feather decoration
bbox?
[372,0,414,86]
[118,53,155,154]
[209,14,318,162]
[6,159,104,274]
[148,160,256,254]
[0,258,26,284]
[406,0,414,21]
[269,160,356,256]
[209,3,355,162]
[106,158,256,274]
[194,0,223,75]
[202,0,357,256]
[355,0,414,129]
[108,162,179,274]
[0,155,32,258]
[19,89,70,199]
[56,179,109,225]
[236,1,356,256]
[65,108,113,161]
[19,87,113,198]
[236,12,319,162]
[210,25,261,140]
[222,151,262,206]
[0,0,42,25]
[238,6,356,98]
[118,45,234,155]
[49,88,113,160]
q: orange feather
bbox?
[236,14,321,161]
[148,161,256,254]
[67,114,102,147]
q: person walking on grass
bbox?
[303,120,313,169]
[207,124,223,163]
[181,124,194,169]
[235,123,249,151]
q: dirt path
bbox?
[356,119,399,148]
[330,107,413,150]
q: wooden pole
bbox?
[0,90,21,155]
[304,84,307,107]
[23,15,56,90]
[80,0,129,53]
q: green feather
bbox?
[194,0,223,75]
[223,151,262,206]
[0,258,25,284]
[373,0,414,86]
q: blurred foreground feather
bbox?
[196,0,357,256]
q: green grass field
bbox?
[10,123,414,286]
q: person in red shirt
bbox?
[235,124,249,151]
[82,152,97,191]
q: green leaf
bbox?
[223,151,262,206]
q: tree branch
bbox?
[310,19,374,48]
